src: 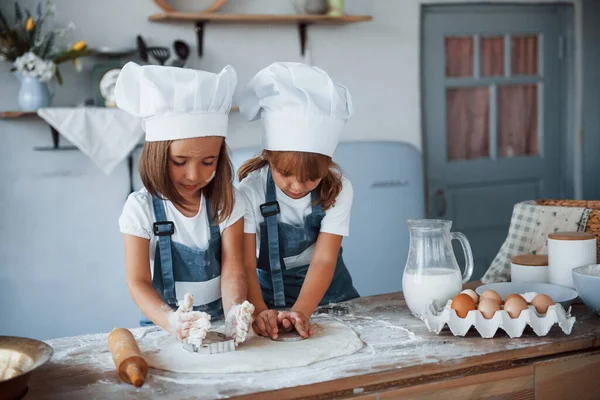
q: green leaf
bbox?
[37,1,43,18]
[34,15,45,42]
[0,9,9,32]
[55,66,63,85]
[13,4,27,48]
[52,48,91,64]
[0,28,24,61]
[40,31,54,58]
[14,2,23,25]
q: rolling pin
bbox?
[107,328,148,388]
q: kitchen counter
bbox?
[27,288,600,399]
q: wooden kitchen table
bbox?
[27,285,600,400]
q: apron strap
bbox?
[205,197,221,241]
[261,168,286,307]
[152,196,178,307]
[310,186,323,214]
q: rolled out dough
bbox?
[139,318,364,373]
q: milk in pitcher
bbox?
[403,267,463,318]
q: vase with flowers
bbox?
[0,1,91,110]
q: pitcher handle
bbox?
[451,232,474,283]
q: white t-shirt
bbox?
[119,187,245,275]
[237,166,353,268]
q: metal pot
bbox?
[0,336,53,400]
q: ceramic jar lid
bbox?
[548,232,596,241]
[511,254,549,267]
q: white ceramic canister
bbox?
[548,232,597,288]
[511,254,549,283]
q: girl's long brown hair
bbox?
[139,140,234,224]
[238,150,343,210]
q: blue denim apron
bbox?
[257,168,359,308]
[140,196,223,325]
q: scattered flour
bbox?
[37,294,555,400]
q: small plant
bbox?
[0,1,91,84]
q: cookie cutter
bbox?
[183,331,236,354]
[316,304,350,316]
[271,330,306,342]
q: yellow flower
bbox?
[72,40,86,52]
[26,17,34,31]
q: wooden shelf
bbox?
[148,12,372,57]
[0,111,39,119]
[149,13,372,24]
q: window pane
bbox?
[498,84,538,157]
[511,35,538,75]
[446,87,490,160]
[480,36,504,77]
[446,36,473,77]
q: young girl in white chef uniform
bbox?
[116,62,252,343]
[237,62,359,339]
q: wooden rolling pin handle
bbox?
[108,328,149,387]
[125,362,145,388]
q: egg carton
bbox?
[421,299,576,338]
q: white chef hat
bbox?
[115,62,237,142]
[239,62,353,157]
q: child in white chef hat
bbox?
[237,62,359,339]
[116,62,253,344]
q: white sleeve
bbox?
[219,187,246,232]
[118,191,153,239]
[237,179,258,235]
[320,178,354,237]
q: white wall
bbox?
[0,0,580,340]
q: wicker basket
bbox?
[536,199,600,261]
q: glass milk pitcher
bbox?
[402,219,474,318]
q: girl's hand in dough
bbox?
[277,310,313,338]
[252,309,280,339]
[166,310,204,342]
[224,301,255,345]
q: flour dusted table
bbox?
[27,283,600,399]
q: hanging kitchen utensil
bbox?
[146,46,170,66]
[171,40,190,68]
[136,35,149,63]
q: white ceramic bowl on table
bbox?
[572,264,600,314]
